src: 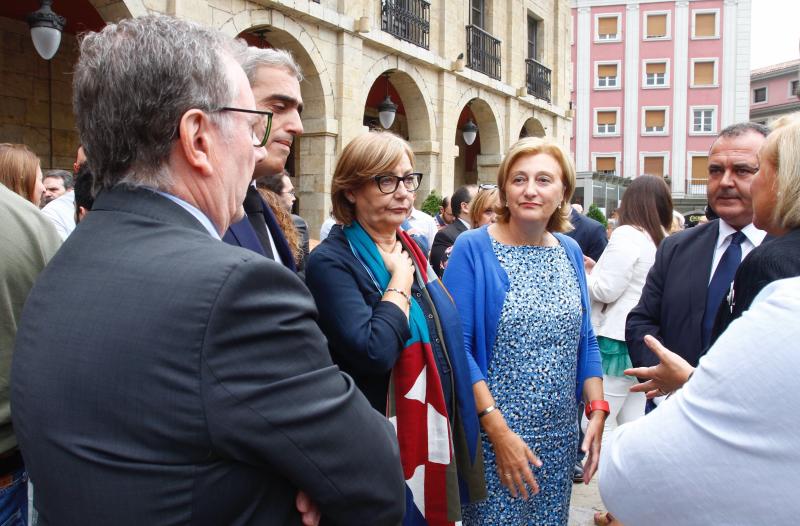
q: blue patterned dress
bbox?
[462,238,582,526]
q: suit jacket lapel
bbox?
[223,218,267,257]
[690,220,720,324]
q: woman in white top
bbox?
[583,175,673,440]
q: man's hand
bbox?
[296,491,320,526]
[625,335,694,398]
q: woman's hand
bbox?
[581,411,605,484]
[625,335,694,398]
[583,255,596,274]
[379,241,414,288]
[485,425,542,499]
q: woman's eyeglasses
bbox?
[478,183,498,191]
[373,172,423,194]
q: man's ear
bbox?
[178,109,215,177]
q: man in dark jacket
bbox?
[430,184,476,277]
[565,205,607,262]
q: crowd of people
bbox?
[1,13,799,526]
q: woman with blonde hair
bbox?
[305,131,486,525]
[444,137,605,525]
[0,143,44,207]
[469,185,500,228]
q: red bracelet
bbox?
[585,400,610,418]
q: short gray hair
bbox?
[44,169,74,190]
[73,15,245,191]
[240,47,303,85]
[718,122,770,140]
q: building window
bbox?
[471,0,485,29]
[791,80,800,97]
[644,13,668,39]
[753,87,767,103]
[381,0,431,49]
[527,16,538,60]
[692,10,718,39]
[595,110,618,135]
[596,63,619,88]
[689,155,709,192]
[692,60,716,87]
[643,108,667,134]
[596,156,617,175]
[644,62,667,87]
[692,107,716,134]
[643,156,665,178]
[596,15,620,41]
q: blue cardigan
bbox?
[443,226,602,402]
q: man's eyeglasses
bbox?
[219,107,273,148]
[373,172,423,194]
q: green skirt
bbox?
[598,336,632,377]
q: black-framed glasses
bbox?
[219,107,273,147]
[478,183,498,191]
[373,172,423,194]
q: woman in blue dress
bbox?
[444,138,607,525]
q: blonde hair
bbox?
[470,187,499,228]
[331,131,415,225]
[0,143,41,204]
[256,187,302,265]
[495,137,576,232]
[761,114,800,230]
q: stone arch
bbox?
[518,116,546,139]
[452,89,503,186]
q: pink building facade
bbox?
[749,60,800,126]
[570,0,751,208]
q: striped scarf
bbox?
[344,222,485,525]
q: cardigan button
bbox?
[427,314,433,319]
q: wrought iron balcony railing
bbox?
[381,0,430,50]
[466,24,501,80]
[526,58,551,102]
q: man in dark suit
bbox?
[626,122,770,371]
[565,205,607,262]
[430,184,476,277]
[223,47,305,271]
[11,16,403,525]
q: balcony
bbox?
[525,58,551,102]
[466,25,501,80]
[381,0,430,50]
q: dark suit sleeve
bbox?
[305,248,411,374]
[200,257,404,525]
[586,223,608,262]
[625,237,671,369]
[430,230,453,279]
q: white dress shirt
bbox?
[40,190,76,241]
[708,221,766,282]
[407,208,438,252]
[156,190,220,240]
[599,277,800,526]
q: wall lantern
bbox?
[27,0,66,60]
[377,72,397,129]
[462,118,478,146]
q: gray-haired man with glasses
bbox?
[11,15,403,526]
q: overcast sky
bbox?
[749,0,800,69]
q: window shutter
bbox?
[643,157,664,177]
[598,64,618,77]
[597,111,617,125]
[695,13,716,37]
[691,156,709,183]
[647,14,667,37]
[598,17,618,36]
[693,62,714,85]
[596,157,616,172]
[645,110,665,128]
[646,62,666,75]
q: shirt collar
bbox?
[458,217,471,229]
[154,190,221,240]
[716,219,767,250]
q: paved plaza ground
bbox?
[569,477,606,526]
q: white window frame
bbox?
[594,60,622,90]
[642,58,670,89]
[638,152,671,179]
[593,107,621,137]
[691,8,720,40]
[642,10,671,41]
[641,106,670,136]
[690,58,719,88]
[594,13,622,43]
[689,105,717,136]
[592,152,621,176]
[686,152,711,191]
[752,86,768,104]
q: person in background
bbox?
[41,146,85,240]
[0,185,61,526]
[406,198,438,255]
[435,195,454,229]
[468,185,499,229]
[445,137,605,525]
[305,131,486,525]
[582,175,673,526]
[73,164,94,225]
[669,210,685,234]
[566,203,607,262]
[0,143,45,208]
[430,184,477,278]
[257,171,310,273]
[41,170,73,207]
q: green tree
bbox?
[586,203,608,228]
[421,191,441,216]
